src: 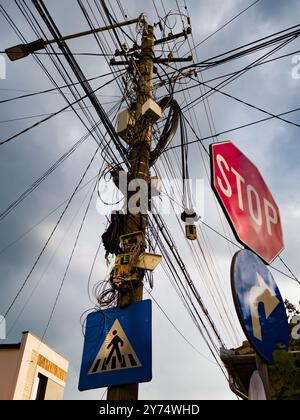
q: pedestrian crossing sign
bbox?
[78,300,152,391]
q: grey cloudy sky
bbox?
[0,0,300,400]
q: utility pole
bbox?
[5,10,192,401]
[106,15,192,401]
[106,21,155,401]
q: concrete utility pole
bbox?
[107,21,155,401]
[5,9,192,403]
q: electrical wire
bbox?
[164,105,300,152]
[33,0,129,167]
[0,101,120,124]
[151,1,240,352]
[145,287,220,366]
[0,174,98,257]
[159,1,240,345]
[87,235,105,305]
[39,178,98,343]
[0,75,121,146]
[0,50,114,56]
[184,24,300,70]
[7,0,124,167]
[279,256,300,285]
[2,1,299,391]
[188,0,261,52]
[5,179,96,338]
[187,75,300,129]
[0,117,105,222]
[0,71,118,105]
[159,183,299,284]
[155,48,300,92]
[2,147,100,321]
[0,100,122,228]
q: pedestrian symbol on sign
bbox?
[89,319,141,374]
[106,330,124,366]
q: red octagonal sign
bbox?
[210,141,284,264]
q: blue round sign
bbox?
[231,250,289,364]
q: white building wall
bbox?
[0,331,68,400]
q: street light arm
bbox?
[5,39,46,61]
[5,16,143,62]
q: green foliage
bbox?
[284,299,300,321]
[269,349,300,400]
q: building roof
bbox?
[0,343,21,350]
[220,347,256,399]
[220,340,300,400]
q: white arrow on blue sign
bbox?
[231,250,289,363]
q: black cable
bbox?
[152,213,225,348]
[279,256,300,285]
[156,48,300,93]
[186,24,300,70]
[33,0,129,167]
[0,4,26,42]
[16,0,106,147]
[152,3,239,350]
[159,189,299,285]
[190,76,300,129]
[5,180,96,338]
[188,0,261,52]
[0,76,118,146]
[0,174,98,257]
[146,288,219,365]
[1,1,225,350]
[15,0,122,166]
[0,71,117,104]
[0,50,113,56]
[155,27,300,93]
[97,1,136,44]
[87,238,103,304]
[165,105,300,152]
[157,34,298,155]
[148,215,228,377]
[150,96,180,166]
[0,119,102,222]
[2,148,99,321]
[166,34,300,124]
[200,220,299,283]
[98,0,138,86]
[78,0,133,110]
[40,179,98,342]
[0,102,119,124]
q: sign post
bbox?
[248,369,267,400]
[255,355,271,400]
[210,141,284,264]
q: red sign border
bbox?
[209,141,284,264]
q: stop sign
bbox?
[210,141,284,264]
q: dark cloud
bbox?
[0,0,299,401]
[256,0,300,23]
